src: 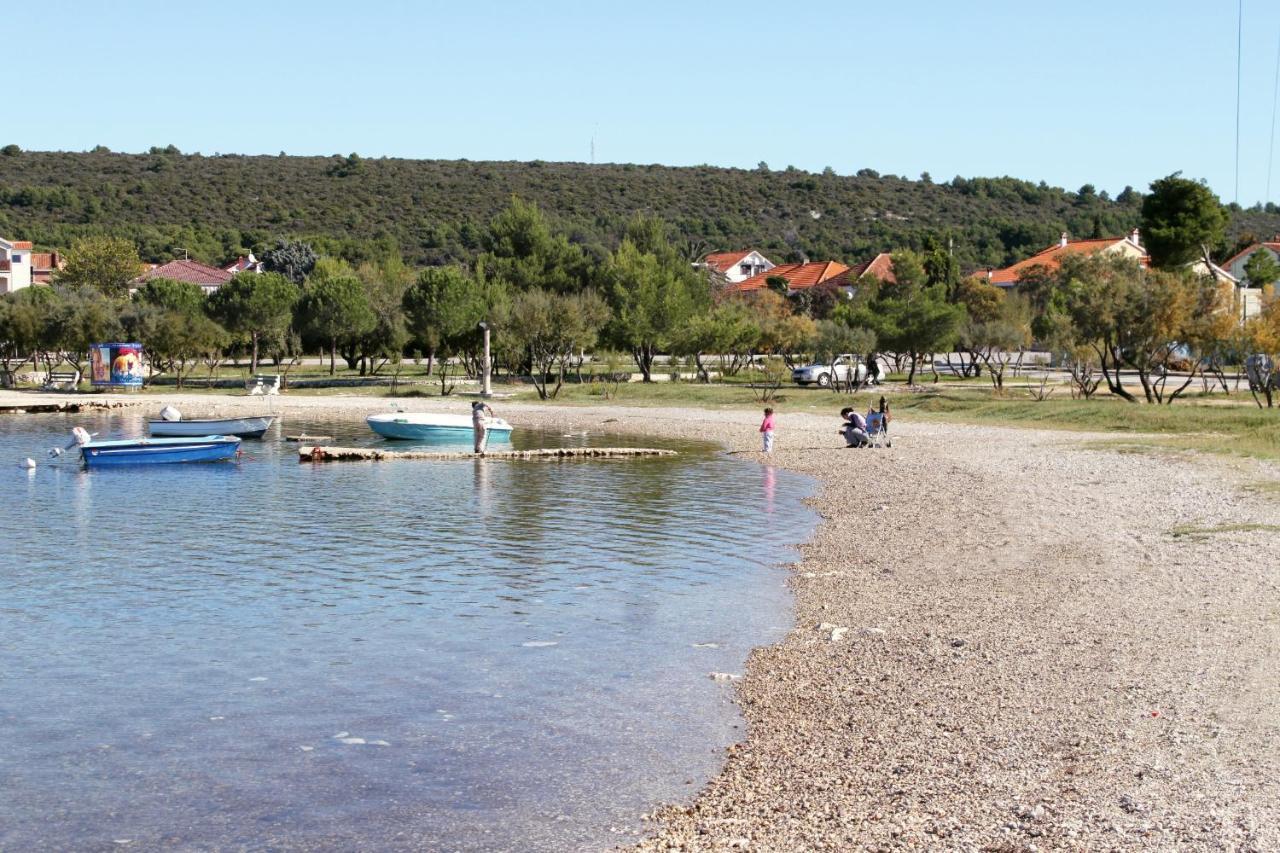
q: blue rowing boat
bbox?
[79,435,242,468]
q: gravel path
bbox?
[6,390,1279,850]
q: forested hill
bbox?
[1,148,1277,272]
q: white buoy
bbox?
[23,457,36,470]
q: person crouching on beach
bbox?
[840,407,869,447]
[759,407,775,453]
[472,400,495,454]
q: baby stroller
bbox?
[865,398,891,448]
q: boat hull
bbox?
[148,416,274,439]
[366,413,513,443]
[80,436,242,468]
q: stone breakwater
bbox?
[298,445,677,462]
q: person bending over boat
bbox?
[472,400,495,454]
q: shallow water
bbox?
[0,411,815,851]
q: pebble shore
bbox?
[6,389,1279,850]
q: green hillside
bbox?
[1,147,1277,271]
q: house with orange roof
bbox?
[730,260,851,293]
[0,237,35,294]
[698,249,775,283]
[130,258,234,295]
[983,230,1148,288]
[851,252,897,285]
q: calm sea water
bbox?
[0,411,814,852]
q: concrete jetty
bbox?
[299,445,676,462]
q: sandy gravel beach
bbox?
[6,389,1279,850]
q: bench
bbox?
[42,370,81,391]
[247,374,281,396]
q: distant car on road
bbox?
[792,354,870,388]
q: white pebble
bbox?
[338,737,366,745]
[521,641,558,648]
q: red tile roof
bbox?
[987,237,1147,285]
[10,241,33,250]
[30,252,61,271]
[731,261,851,292]
[702,250,760,275]
[132,258,233,288]
[1222,241,1280,270]
[853,252,897,284]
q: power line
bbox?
[1268,20,1280,203]
[1235,0,1243,204]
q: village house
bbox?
[850,252,897,285]
[1220,236,1279,319]
[699,249,775,283]
[730,260,851,293]
[131,258,234,295]
[1222,235,1280,285]
[30,250,64,284]
[0,237,34,294]
[984,230,1148,288]
[727,252,903,297]
[223,252,264,274]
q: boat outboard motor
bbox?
[51,426,94,458]
[160,405,182,422]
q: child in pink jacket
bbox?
[759,408,775,453]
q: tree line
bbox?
[2,182,1279,407]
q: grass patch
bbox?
[1241,481,1280,498]
[1168,522,1280,539]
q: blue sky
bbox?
[12,1,1280,204]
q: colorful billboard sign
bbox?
[90,343,145,388]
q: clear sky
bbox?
[12,1,1280,205]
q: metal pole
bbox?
[481,326,492,397]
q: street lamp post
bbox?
[478,321,492,397]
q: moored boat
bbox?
[79,435,242,468]
[148,415,274,439]
[366,411,513,443]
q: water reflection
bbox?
[0,411,815,852]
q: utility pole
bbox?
[479,322,492,397]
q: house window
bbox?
[740,263,752,276]
[11,254,21,263]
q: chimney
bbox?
[1129,228,1141,247]
[985,268,993,280]
[1059,232,1069,248]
